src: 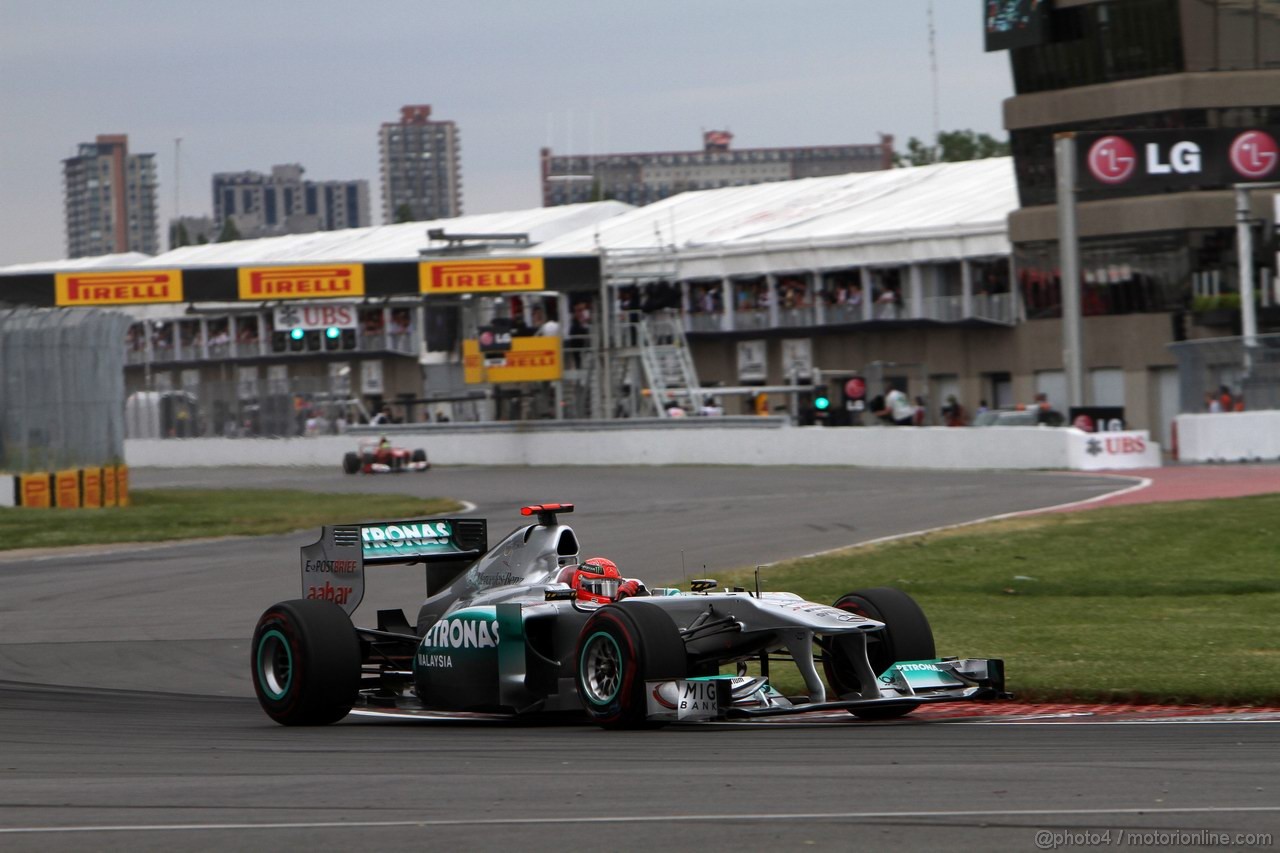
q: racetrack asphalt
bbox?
[1,464,1277,851]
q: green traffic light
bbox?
[289,328,304,340]
[326,326,340,339]
[814,396,830,411]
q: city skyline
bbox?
[0,1,1013,265]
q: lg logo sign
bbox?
[1086,135,1202,183]
[1086,136,1136,184]
[1229,130,1279,179]
[1085,129,1279,186]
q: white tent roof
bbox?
[137,201,633,267]
[532,158,1017,280]
[0,252,152,274]
[0,202,633,276]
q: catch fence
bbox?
[0,307,131,472]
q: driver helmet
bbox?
[580,557,619,577]
[573,556,620,602]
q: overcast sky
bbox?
[0,1,1013,265]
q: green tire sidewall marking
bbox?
[257,628,293,700]
[580,630,622,706]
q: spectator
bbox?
[370,405,391,425]
[532,305,560,337]
[567,301,591,367]
[875,286,899,319]
[1204,390,1223,413]
[390,309,411,335]
[913,396,927,426]
[942,395,967,427]
[873,382,916,426]
[977,399,990,415]
[868,391,888,424]
[1218,385,1234,412]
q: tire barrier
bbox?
[0,465,129,509]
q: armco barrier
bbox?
[125,425,1160,471]
[1174,411,1280,463]
[0,465,129,509]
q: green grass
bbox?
[722,495,1280,706]
[0,489,461,550]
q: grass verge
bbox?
[0,489,461,551]
[721,495,1280,706]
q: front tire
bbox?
[575,603,686,729]
[824,587,935,720]
[412,448,428,467]
[342,452,360,475]
[251,599,361,726]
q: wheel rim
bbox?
[580,631,623,705]
[257,629,293,700]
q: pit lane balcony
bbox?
[124,316,420,366]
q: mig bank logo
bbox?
[1086,136,1137,185]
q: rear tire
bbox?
[824,587,935,720]
[575,603,686,729]
[251,599,361,726]
[342,452,360,475]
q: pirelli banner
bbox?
[2,256,599,309]
[238,264,365,300]
[55,270,184,306]
[1,465,129,509]
[463,336,562,384]
[420,258,544,294]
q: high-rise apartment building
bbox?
[541,131,896,207]
[62,134,159,258]
[211,164,370,239]
[378,105,462,223]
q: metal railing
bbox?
[1169,332,1280,414]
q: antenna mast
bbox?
[928,1,940,154]
[172,136,183,247]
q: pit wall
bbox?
[1175,411,1280,462]
[124,424,1160,471]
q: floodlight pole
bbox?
[1234,181,1280,376]
[1054,133,1084,409]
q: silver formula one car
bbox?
[251,504,1007,728]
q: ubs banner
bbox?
[1076,128,1280,199]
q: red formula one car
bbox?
[342,437,430,475]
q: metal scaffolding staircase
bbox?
[636,311,701,416]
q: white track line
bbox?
[2,805,1276,835]
[785,473,1152,564]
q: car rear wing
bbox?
[300,517,487,616]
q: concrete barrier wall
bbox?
[126,424,1160,471]
[1175,411,1280,462]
